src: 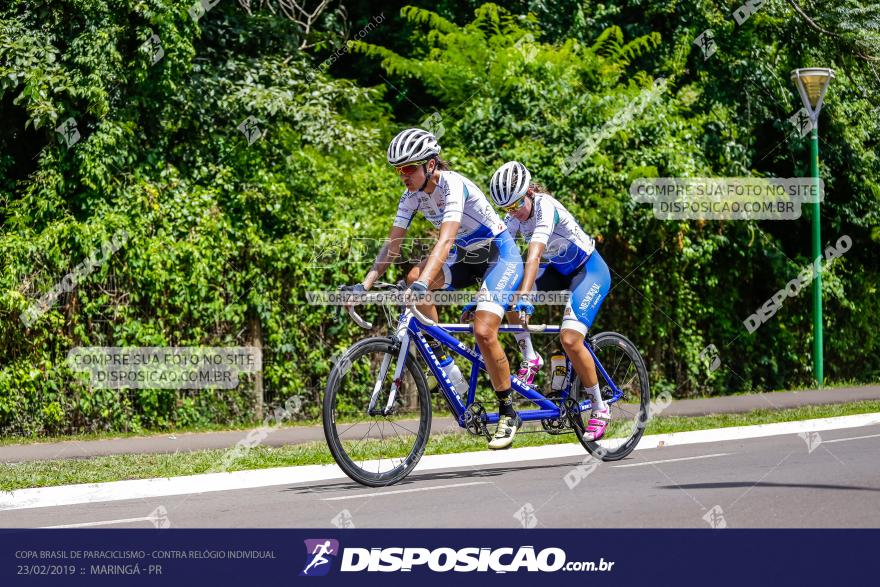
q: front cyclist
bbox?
[344,129,525,449]
[489,161,613,441]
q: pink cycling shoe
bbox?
[516,354,544,386]
[584,407,612,441]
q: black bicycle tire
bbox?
[322,337,432,487]
[572,331,651,461]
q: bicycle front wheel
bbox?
[322,337,431,487]
[571,331,650,461]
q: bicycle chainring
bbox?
[539,394,572,434]
[463,402,490,439]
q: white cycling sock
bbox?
[586,383,606,411]
[513,332,538,363]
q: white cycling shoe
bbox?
[488,414,522,450]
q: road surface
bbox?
[2,422,878,528]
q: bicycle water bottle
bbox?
[550,354,567,391]
[443,362,468,401]
[426,358,466,399]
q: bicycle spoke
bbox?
[346,419,377,454]
[386,417,418,438]
[621,367,639,396]
[610,349,626,381]
[336,418,364,438]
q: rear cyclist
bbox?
[344,129,525,449]
[489,161,613,441]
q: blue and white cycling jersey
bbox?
[504,193,595,275]
[393,171,506,250]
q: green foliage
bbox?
[0,0,396,435]
[0,0,878,436]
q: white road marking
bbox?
[612,453,730,468]
[2,412,878,512]
[321,481,491,501]
[821,433,880,444]
[41,516,156,529]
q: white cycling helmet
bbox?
[387,128,441,166]
[489,161,531,207]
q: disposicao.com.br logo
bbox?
[301,542,614,575]
[341,546,563,573]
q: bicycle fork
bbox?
[367,310,412,416]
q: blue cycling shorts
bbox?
[441,230,524,318]
[534,250,611,335]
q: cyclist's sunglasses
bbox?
[394,159,429,175]
[501,198,526,213]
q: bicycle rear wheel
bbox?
[571,332,650,461]
[323,337,431,487]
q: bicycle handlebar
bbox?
[345,305,372,329]
[341,281,402,330]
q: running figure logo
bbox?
[300,539,340,576]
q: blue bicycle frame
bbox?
[386,307,627,428]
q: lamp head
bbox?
[791,68,835,119]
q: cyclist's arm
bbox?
[415,172,463,288]
[363,225,407,289]
[517,240,545,297]
[515,196,554,300]
[418,220,459,287]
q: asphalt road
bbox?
[2,423,878,528]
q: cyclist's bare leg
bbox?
[560,328,598,387]
[561,328,609,441]
[476,309,522,449]
[473,311,510,390]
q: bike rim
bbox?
[328,345,428,480]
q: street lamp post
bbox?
[790,68,834,388]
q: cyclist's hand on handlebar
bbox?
[460,301,477,322]
[514,298,534,324]
[339,283,367,307]
[403,280,430,305]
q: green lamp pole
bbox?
[791,68,834,388]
